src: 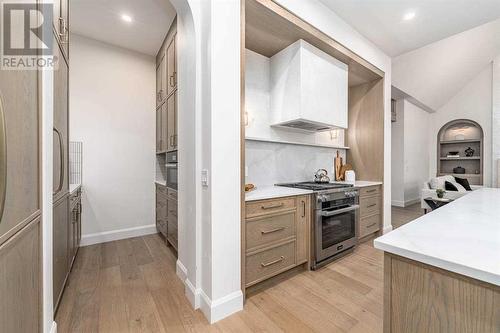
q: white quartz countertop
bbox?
[69,183,81,194]
[337,180,383,188]
[245,186,313,201]
[375,188,500,286]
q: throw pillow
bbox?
[454,177,472,191]
[445,180,467,192]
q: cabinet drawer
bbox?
[246,211,295,250]
[167,199,177,219]
[246,197,296,218]
[246,241,295,287]
[168,222,178,249]
[360,195,380,217]
[156,184,167,197]
[360,186,380,197]
[359,214,380,238]
[157,219,167,237]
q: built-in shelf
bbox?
[245,136,350,150]
[440,139,481,145]
[440,157,481,160]
[439,173,482,178]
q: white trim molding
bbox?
[383,225,393,234]
[50,321,57,333]
[80,224,157,246]
[176,260,201,309]
[199,290,243,324]
[391,198,420,208]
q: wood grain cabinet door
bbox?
[166,35,177,95]
[53,40,69,202]
[0,50,40,243]
[167,93,177,151]
[161,102,168,152]
[156,107,162,152]
[0,218,41,333]
[53,196,69,309]
[296,195,310,264]
[156,54,166,107]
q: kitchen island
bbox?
[375,188,500,332]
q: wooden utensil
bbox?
[339,164,353,181]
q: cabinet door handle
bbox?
[53,127,64,196]
[367,203,377,208]
[302,200,306,218]
[261,256,284,267]
[169,75,174,87]
[0,95,6,222]
[261,227,285,235]
[261,202,283,210]
[366,222,377,228]
[366,189,377,193]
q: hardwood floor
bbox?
[56,234,384,332]
[391,203,424,229]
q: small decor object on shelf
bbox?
[436,189,446,199]
[447,151,460,158]
[465,147,475,157]
[453,166,466,174]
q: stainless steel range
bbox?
[277,181,359,269]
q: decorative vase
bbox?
[437,190,445,199]
[465,147,474,157]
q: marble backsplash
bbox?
[246,140,347,187]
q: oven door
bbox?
[315,205,358,263]
[166,163,178,190]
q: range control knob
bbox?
[318,195,327,202]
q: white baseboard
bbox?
[80,224,157,246]
[176,260,201,309]
[200,290,243,324]
[392,198,420,208]
[50,321,57,333]
[383,225,393,234]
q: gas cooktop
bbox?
[276,181,353,191]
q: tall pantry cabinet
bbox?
[0,4,42,333]
[52,0,75,314]
[156,18,178,250]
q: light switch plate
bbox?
[201,169,209,187]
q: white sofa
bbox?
[421,175,482,211]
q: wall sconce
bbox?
[330,129,338,140]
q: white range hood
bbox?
[270,39,348,132]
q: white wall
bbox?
[69,34,156,242]
[393,19,500,111]
[493,56,500,187]
[391,99,404,205]
[429,64,493,186]
[403,100,429,203]
[391,99,430,206]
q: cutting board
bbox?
[334,151,342,181]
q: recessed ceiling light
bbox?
[121,14,133,23]
[403,11,416,21]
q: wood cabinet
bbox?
[358,185,382,240]
[0,31,41,330]
[244,195,310,288]
[0,218,41,333]
[156,103,168,153]
[166,93,177,151]
[166,35,177,96]
[166,189,178,250]
[156,53,166,107]
[53,195,69,309]
[53,0,69,60]
[69,189,82,267]
[155,184,168,238]
[53,40,69,203]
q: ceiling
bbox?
[71,0,176,56]
[318,0,500,57]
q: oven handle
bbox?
[165,163,177,167]
[320,205,359,217]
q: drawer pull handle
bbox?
[366,222,377,228]
[261,202,284,210]
[261,256,285,267]
[366,189,377,193]
[261,227,285,235]
[367,204,377,208]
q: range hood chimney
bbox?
[270,40,348,132]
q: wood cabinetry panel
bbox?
[246,197,296,218]
[0,217,41,333]
[359,214,380,239]
[385,254,500,333]
[360,195,380,218]
[246,211,295,250]
[246,240,296,287]
[53,195,69,309]
[295,195,310,264]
